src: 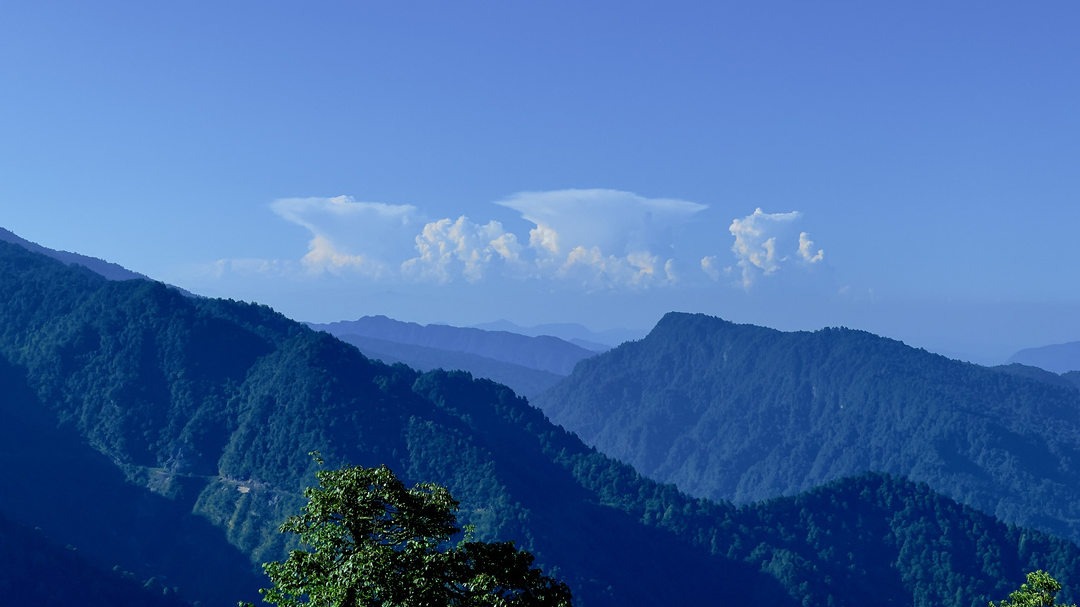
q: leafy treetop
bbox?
[243,455,573,607]
[991,571,1077,607]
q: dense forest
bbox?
[2,239,1080,606]
[533,312,1080,547]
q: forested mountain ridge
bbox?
[1008,341,1080,374]
[319,331,565,399]
[4,239,1080,606]
[533,311,1080,546]
[310,315,596,376]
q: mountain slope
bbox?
[326,333,564,399]
[3,241,1080,606]
[311,315,596,376]
[0,510,199,607]
[1009,341,1080,374]
[533,311,1080,546]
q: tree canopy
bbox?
[245,457,573,607]
[991,571,1077,607]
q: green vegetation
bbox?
[991,571,1076,607]
[533,311,1080,546]
[2,240,1080,606]
[247,457,571,607]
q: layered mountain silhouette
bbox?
[1008,341,1080,374]
[2,232,1080,606]
[472,319,645,351]
[309,316,598,399]
[533,312,1080,547]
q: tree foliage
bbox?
[245,458,573,607]
[991,571,1076,607]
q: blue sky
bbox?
[2,2,1078,363]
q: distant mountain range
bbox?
[309,316,599,399]
[533,312,1080,548]
[472,319,646,350]
[1008,341,1080,374]
[4,230,1080,606]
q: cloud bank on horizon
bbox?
[215,190,824,291]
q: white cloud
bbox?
[259,190,707,289]
[700,255,725,281]
[798,231,825,263]
[498,189,705,288]
[402,216,521,283]
[720,208,825,288]
[498,189,706,255]
[529,224,560,256]
[271,196,422,276]
[555,247,669,289]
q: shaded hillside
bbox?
[311,315,595,376]
[328,333,564,399]
[0,512,194,607]
[726,472,1080,607]
[3,241,1080,606]
[0,353,266,607]
[534,312,1080,546]
[1009,341,1080,374]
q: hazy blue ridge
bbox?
[327,332,565,400]
[310,315,596,375]
[4,239,1080,606]
[1008,341,1080,374]
[991,363,1080,391]
[533,311,1080,547]
[471,319,646,349]
[0,227,196,297]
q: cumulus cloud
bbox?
[402,216,522,283]
[712,208,825,288]
[700,255,725,281]
[798,232,825,263]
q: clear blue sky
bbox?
[2,2,1078,363]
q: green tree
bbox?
[990,571,1076,607]
[242,457,573,607]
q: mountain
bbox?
[309,315,597,376]
[533,311,1080,547]
[991,362,1080,391]
[1008,341,1080,374]
[323,333,564,400]
[472,319,646,350]
[4,240,1080,606]
[0,511,194,607]
[0,227,195,295]
[0,226,152,282]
